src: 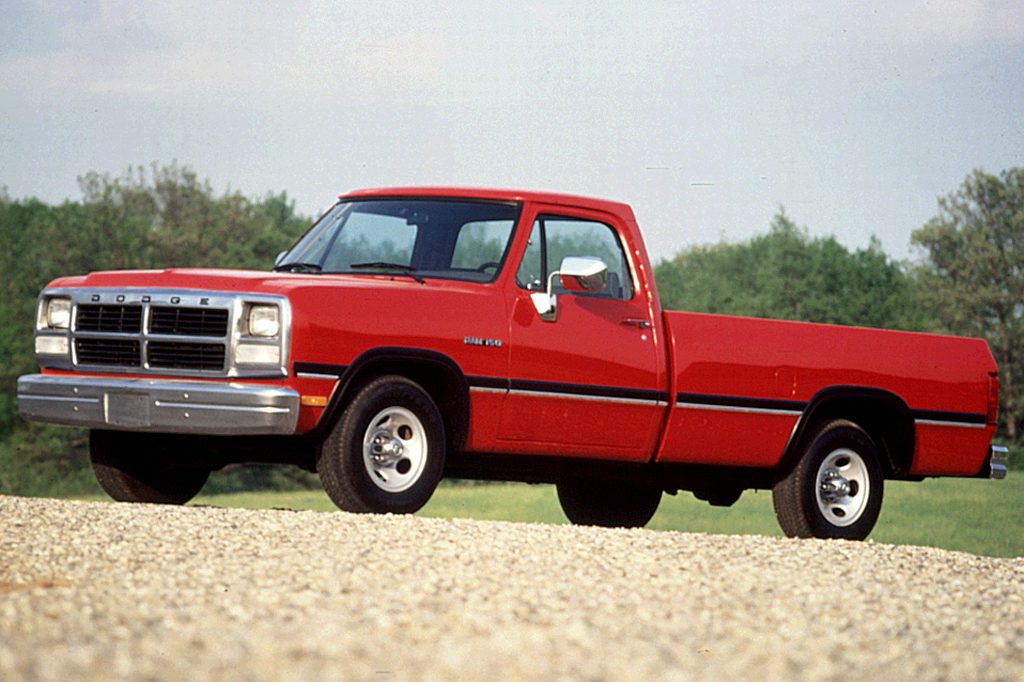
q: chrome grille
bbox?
[149,307,229,337]
[76,304,143,333]
[37,288,289,378]
[147,342,226,371]
[75,338,141,367]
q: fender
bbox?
[778,385,915,478]
[298,347,471,452]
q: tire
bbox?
[556,479,661,528]
[89,430,210,505]
[772,419,884,540]
[317,375,446,514]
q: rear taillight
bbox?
[987,372,1000,425]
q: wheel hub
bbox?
[814,447,870,527]
[369,431,405,465]
[819,468,851,502]
[361,406,428,493]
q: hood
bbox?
[47,267,447,297]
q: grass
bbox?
[192,473,1024,558]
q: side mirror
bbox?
[274,250,288,267]
[529,256,609,322]
[558,256,608,293]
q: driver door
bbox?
[497,207,663,462]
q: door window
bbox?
[515,216,634,299]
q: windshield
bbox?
[277,199,520,283]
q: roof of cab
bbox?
[338,186,632,215]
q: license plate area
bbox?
[104,392,151,427]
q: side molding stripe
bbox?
[910,408,987,425]
[466,375,508,390]
[677,392,988,427]
[318,366,988,429]
[466,376,666,403]
[677,392,807,413]
[293,362,348,378]
[512,379,667,403]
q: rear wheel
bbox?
[772,419,884,540]
[317,375,446,514]
[90,430,209,505]
[556,479,661,528]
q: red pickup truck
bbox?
[18,187,1007,540]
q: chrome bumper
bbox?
[17,374,299,435]
[986,445,1009,480]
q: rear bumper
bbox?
[978,444,1009,480]
[17,374,299,436]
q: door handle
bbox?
[621,318,652,329]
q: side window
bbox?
[515,221,544,290]
[321,212,416,271]
[516,216,634,300]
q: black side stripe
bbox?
[677,392,807,412]
[293,362,348,378]
[911,409,987,425]
[304,367,987,427]
[512,379,668,402]
[466,375,508,390]
[468,376,667,402]
[679,392,987,426]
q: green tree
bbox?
[77,163,310,270]
[655,210,922,330]
[911,168,1024,442]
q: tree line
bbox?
[0,165,1020,495]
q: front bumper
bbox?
[17,374,299,436]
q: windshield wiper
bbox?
[273,262,322,274]
[349,262,425,284]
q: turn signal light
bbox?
[35,336,69,355]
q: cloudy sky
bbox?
[2,1,1022,263]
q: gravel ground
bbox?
[1,495,1022,681]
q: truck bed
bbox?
[657,311,997,475]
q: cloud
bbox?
[4,0,1021,113]
[1,0,452,103]
[855,0,1024,46]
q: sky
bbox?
[2,0,1023,264]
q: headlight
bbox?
[247,304,280,338]
[39,297,71,329]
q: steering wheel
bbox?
[476,261,501,273]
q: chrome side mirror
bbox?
[274,250,288,267]
[530,256,608,322]
[558,256,608,293]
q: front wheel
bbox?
[556,479,661,528]
[89,430,209,505]
[317,375,446,514]
[772,419,884,540]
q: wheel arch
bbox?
[310,347,470,455]
[778,386,915,480]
